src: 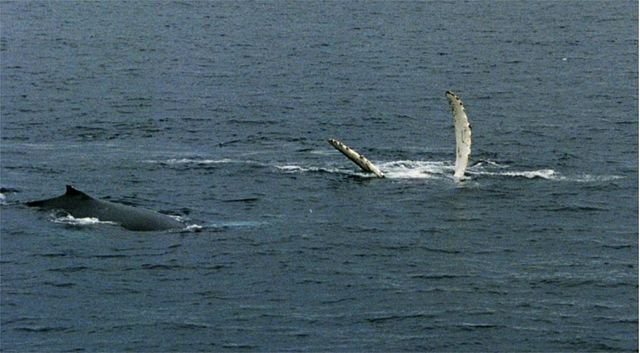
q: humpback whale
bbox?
[26,185,184,231]
[446,90,472,179]
[328,91,472,179]
[327,138,385,177]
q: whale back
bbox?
[446,91,472,179]
[26,185,183,231]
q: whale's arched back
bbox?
[26,185,183,231]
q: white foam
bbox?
[53,215,118,227]
[472,169,558,180]
[275,164,345,175]
[185,224,203,232]
[168,215,188,222]
[165,215,201,232]
[275,165,309,172]
[207,220,266,229]
[472,160,509,168]
[470,168,624,182]
[156,157,621,185]
[309,149,335,156]
[277,160,457,180]
[505,169,557,179]
[144,158,236,165]
[572,174,624,183]
[379,160,450,179]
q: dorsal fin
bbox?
[65,185,90,198]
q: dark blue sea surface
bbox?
[1,1,637,352]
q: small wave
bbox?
[167,320,212,330]
[515,169,557,179]
[471,160,510,168]
[457,322,503,330]
[410,273,470,280]
[222,343,257,350]
[275,165,313,173]
[207,220,265,228]
[275,164,347,175]
[43,281,76,288]
[476,170,625,182]
[471,169,558,179]
[602,243,634,250]
[143,158,237,165]
[572,174,624,183]
[53,215,118,227]
[15,325,71,333]
[538,204,608,212]
[423,247,462,254]
[184,224,203,232]
[366,312,437,324]
[308,149,336,156]
[141,263,180,270]
[48,266,89,273]
[221,197,260,203]
[469,163,624,183]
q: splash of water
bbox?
[53,214,118,227]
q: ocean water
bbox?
[1,1,637,352]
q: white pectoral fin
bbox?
[328,138,385,178]
[446,91,472,179]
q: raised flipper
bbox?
[446,91,472,179]
[328,139,385,178]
